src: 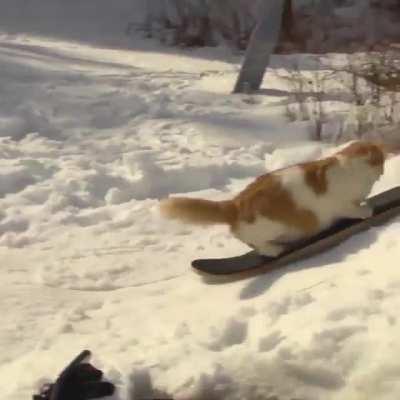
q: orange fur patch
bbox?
[233,173,319,234]
[301,157,338,195]
[160,197,237,225]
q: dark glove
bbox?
[33,350,115,400]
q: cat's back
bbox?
[233,162,321,232]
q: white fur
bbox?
[232,217,299,257]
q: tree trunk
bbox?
[233,0,286,93]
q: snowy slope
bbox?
[1,3,400,400]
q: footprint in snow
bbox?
[258,330,286,353]
[292,292,314,308]
[205,318,248,352]
[174,322,191,339]
[264,296,292,322]
[238,306,257,318]
[357,269,371,276]
[367,289,387,300]
[325,306,360,322]
[283,361,345,390]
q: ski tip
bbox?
[191,259,206,269]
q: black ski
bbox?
[192,186,400,278]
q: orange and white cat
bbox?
[160,141,386,257]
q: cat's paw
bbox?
[347,204,373,219]
[359,205,374,219]
[257,242,285,258]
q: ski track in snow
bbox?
[1,28,400,400]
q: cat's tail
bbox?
[159,197,237,226]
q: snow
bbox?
[1,2,400,400]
